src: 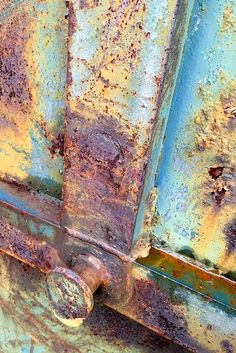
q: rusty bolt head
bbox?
[47,267,94,327]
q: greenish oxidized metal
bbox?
[139,247,236,309]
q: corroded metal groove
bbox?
[62,0,186,254]
[139,247,236,309]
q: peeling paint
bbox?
[150,0,236,274]
[0,0,68,197]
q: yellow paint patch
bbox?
[192,79,236,272]
[221,5,235,32]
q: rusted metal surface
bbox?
[0,186,235,352]
[0,0,68,198]
[47,267,95,327]
[117,264,236,353]
[47,255,106,327]
[62,0,187,253]
[0,243,235,353]
[0,220,63,273]
[139,247,236,309]
[0,254,192,353]
[0,192,134,316]
[0,1,235,352]
[1,182,235,306]
[138,0,236,275]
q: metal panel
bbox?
[138,0,236,275]
[0,0,68,198]
[0,1,235,352]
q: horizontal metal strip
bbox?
[0,182,234,310]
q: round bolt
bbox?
[46,255,104,327]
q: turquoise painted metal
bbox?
[0,0,235,353]
[135,0,236,275]
[154,0,236,275]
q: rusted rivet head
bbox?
[47,267,94,327]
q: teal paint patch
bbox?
[28,128,63,199]
[26,0,67,198]
[133,0,195,248]
[28,221,55,240]
[39,224,55,239]
[22,348,46,353]
[0,308,47,353]
[28,220,38,235]
[0,186,40,217]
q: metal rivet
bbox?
[46,255,104,327]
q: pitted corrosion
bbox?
[63,112,146,253]
[0,188,235,352]
[0,10,31,112]
[62,0,178,253]
[0,1,67,197]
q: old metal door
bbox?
[0,1,235,352]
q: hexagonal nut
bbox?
[46,267,94,327]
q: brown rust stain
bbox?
[0,220,63,273]
[224,219,236,255]
[49,133,65,157]
[86,304,188,352]
[221,340,234,353]
[214,187,227,207]
[128,278,213,353]
[38,120,65,158]
[63,110,148,252]
[79,0,100,10]
[208,166,224,180]
[132,279,188,341]
[0,11,32,113]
